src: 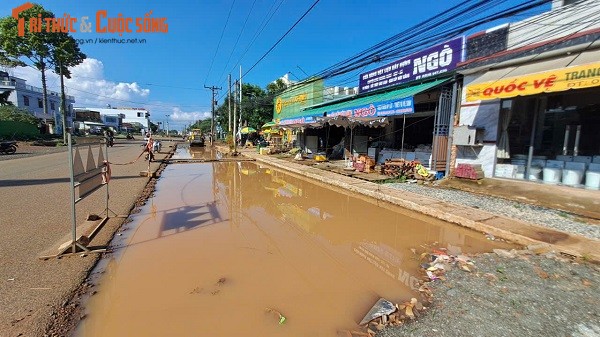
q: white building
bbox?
[77,106,150,132]
[0,71,75,133]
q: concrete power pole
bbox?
[204,85,221,145]
[228,74,232,134]
[233,80,238,154]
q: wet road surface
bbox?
[75,146,512,336]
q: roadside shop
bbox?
[457,49,600,190]
[299,37,465,174]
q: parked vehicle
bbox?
[188,129,205,147]
[0,141,17,155]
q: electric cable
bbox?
[204,0,237,85]
[241,0,321,79]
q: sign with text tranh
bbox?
[466,62,600,101]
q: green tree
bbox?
[266,78,288,96]
[51,33,86,143]
[189,118,212,134]
[0,105,39,124]
[214,80,289,135]
[0,4,55,123]
[150,121,158,133]
[0,90,13,106]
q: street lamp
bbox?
[165,114,170,139]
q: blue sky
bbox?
[1,0,549,131]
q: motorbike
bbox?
[126,133,135,140]
[107,136,114,147]
[0,141,17,155]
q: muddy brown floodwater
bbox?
[75,146,513,337]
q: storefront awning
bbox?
[464,49,600,102]
[81,121,105,126]
[301,77,451,118]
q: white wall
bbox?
[455,74,501,177]
[508,0,600,51]
[86,107,150,129]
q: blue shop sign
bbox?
[279,114,321,125]
[327,97,414,118]
[359,37,464,93]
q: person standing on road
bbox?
[145,133,155,162]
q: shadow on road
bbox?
[0,175,143,187]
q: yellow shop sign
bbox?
[466,62,600,102]
[275,94,308,114]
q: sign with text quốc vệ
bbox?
[359,37,465,94]
[326,97,414,118]
[466,62,600,101]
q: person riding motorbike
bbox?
[105,129,114,147]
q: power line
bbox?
[242,0,321,78]
[204,0,237,85]
[218,0,286,88]
[216,0,258,84]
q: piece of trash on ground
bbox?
[359,298,396,325]
[265,307,286,325]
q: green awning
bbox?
[261,121,277,129]
[302,77,451,117]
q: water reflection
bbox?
[76,161,513,337]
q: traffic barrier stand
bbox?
[40,135,123,260]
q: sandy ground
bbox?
[0,139,174,337]
[378,251,600,337]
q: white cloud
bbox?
[9,58,150,107]
[170,107,211,121]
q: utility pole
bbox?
[233,80,238,154]
[228,74,232,134]
[204,85,221,145]
[165,114,170,139]
[59,58,68,145]
[239,65,243,130]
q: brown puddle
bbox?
[75,153,513,336]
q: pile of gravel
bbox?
[385,183,600,240]
[378,253,600,337]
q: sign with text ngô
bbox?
[466,62,600,102]
[358,37,464,93]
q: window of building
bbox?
[38,98,43,108]
[23,96,29,106]
[50,101,55,110]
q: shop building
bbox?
[454,0,600,190]
[298,37,465,173]
[76,106,150,133]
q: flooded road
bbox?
[76,146,512,336]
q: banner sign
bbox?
[278,114,321,126]
[359,37,464,93]
[466,62,600,101]
[327,97,414,117]
[273,79,324,120]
